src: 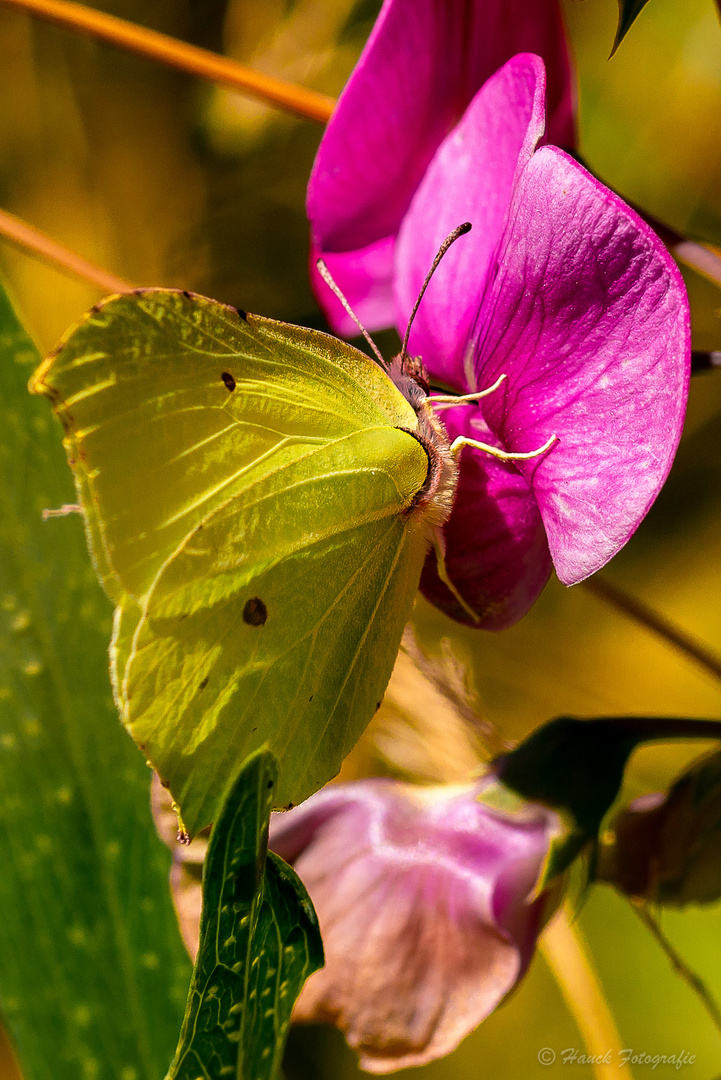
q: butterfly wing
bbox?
[31,290,432,833]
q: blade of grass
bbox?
[0,277,192,1080]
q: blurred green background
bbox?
[1,0,721,1076]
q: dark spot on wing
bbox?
[308,694,314,702]
[198,676,209,691]
[283,802,294,811]
[235,307,248,322]
[182,290,192,300]
[221,371,236,392]
[243,597,267,626]
[267,779,274,789]
[375,701,382,712]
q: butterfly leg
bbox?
[449,433,557,462]
[430,373,507,409]
[41,502,82,520]
[432,527,480,624]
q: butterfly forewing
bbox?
[31,290,435,833]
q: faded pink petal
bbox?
[394,53,546,391]
[270,779,558,1072]
[471,147,691,583]
[308,0,575,330]
[419,406,552,629]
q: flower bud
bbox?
[597,749,721,906]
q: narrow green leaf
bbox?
[612,0,652,54]
[0,281,192,1080]
[167,749,323,1080]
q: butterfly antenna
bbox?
[316,258,388,370]
[399,222,472,371]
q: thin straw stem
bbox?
[541,902,634,1080]
[0,208,133,294]
[583,576,721,685]
[0,0,335,124]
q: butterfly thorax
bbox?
[387,353,457,528]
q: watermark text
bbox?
[537,1047,696,1069]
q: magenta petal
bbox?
[308,0,575,330]
[420,406,552,629]
[394,54,546,391]
[309,235,396,335]
[270,779,555,1072]
[473,148,691,584]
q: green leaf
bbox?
[612,0,652,54]
[0,281,192,1080]
[31,290,438,835]
[167,748,323,1080]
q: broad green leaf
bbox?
[31,290,437,835]
[612,0,652,54]
[0,281,192,1080]
[166,748,323,1080]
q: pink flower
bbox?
[269,778,560,1072]
[308,0,576,337]
[308,8,690,628]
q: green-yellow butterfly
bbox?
[31,277,460,835]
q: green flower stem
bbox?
[583,575,721,685]
[632,900,721,1039]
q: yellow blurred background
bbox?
[1,0,721,1076]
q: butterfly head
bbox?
[388,353,430,412]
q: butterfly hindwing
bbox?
[32,290,433,833]
[119,504,429,832]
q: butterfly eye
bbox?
[404,357,429,394]
[221,371,236,392]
